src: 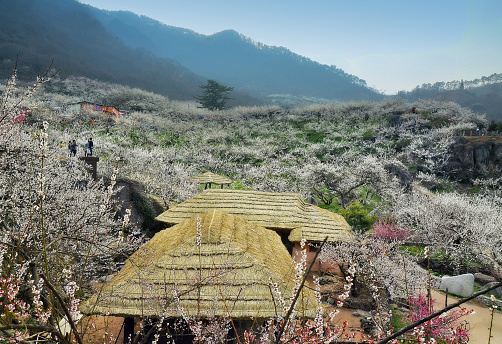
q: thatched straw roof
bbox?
[190,172,233,185]
[81,209,317,319]
[288,206,352,242]
[155,189,351,242]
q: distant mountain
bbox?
[398,74,502,121]
[0,0,207,100]
[0,0,381,104]
[85,8,383,102]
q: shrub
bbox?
[339,202,378,233]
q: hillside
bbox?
[398,74,502,121]
[2,74,502,343]
[0,0,206,100]
[86,7,383,102]
[0,0,383,104]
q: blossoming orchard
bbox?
[0,71,501,344]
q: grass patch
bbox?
[466,186,481,194]
[399,245,424,257]
[318,203,342,213]
[229,179,252,190]
[390,307,411,332]
[362,130,374,140]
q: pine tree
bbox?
[194,79,234,110]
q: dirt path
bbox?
[330,290,501,343]
[431,290,502,343]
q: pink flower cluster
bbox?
[0,261,31,319]
[64,281,81,321]
[408,294,472,343]
[196,216,202,247]
[123,208,131,226]
[373,219,409,242]
[312,276,323,337]
[269,277,286,313]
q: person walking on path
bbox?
[70,140,77,157]
[88,138,94,156]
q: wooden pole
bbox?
[445,288,448,308]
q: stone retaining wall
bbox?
[476,295,502,309]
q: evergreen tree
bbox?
[194,79,234,110]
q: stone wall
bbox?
[476,295,502,309]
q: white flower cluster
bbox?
[196,216,202,247]
[329,261,356,322]
[123,208,131,226]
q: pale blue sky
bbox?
[79,0,501,94]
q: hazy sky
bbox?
[79,0,501,94]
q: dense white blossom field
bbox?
[1,74,501,343]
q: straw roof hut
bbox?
[288,206,352,243]
[155,189,352,243]
[190,172,233,189]
[155,190,352,276]
[82,209,316,320]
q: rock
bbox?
[448,136,502,180]
[485,282,502,299]
[384,163,413,190]
[345,298,365,310]
[477,294,502,308]
[440,274,474,297]
[368,209,381,217]
[352,311,361,317]
[113,179,167,233]
[307,194,318,206]
[474,145,490,165]
[326,297,335,305]
[474,272,496,285]
[360,317,375,334]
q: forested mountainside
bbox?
[85,7,383,101]
[398,74,502,121]
[0,0,382,104]
[0,0,208,100]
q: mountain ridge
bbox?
[399,74,502,121]
[4,0,500,112]
[0,0,208,100]
[85,6,382,101]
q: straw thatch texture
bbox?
[155,189,351,242]
[190,172,233,185]
[81,209,317,319]
[288,206,352,243]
